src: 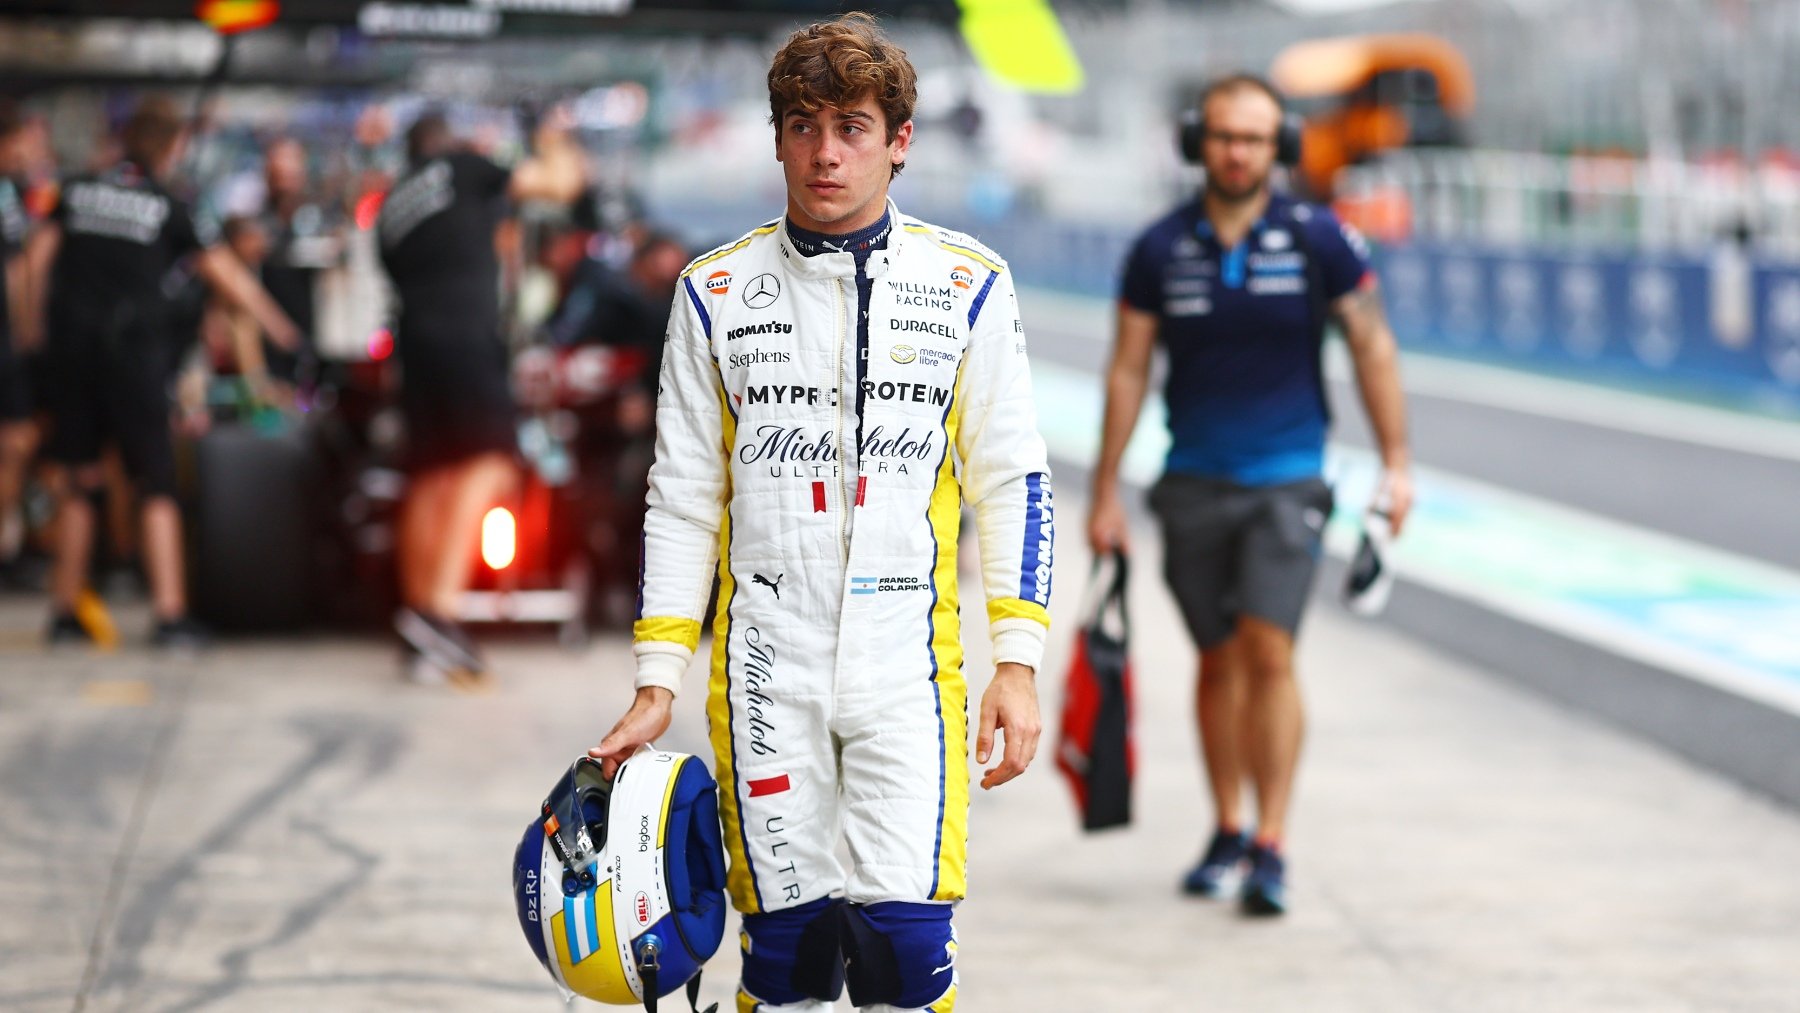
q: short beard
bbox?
[1204,173,1269,205]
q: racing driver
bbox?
[590,13,1054,1012]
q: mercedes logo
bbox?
[743,273,781,309]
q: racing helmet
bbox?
[513,751,728,1011]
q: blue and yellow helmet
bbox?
[513,751,727,1009]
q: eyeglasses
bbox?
[541,756,613,894]
[1204,130,1277,150]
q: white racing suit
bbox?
[632,204,1054,1012]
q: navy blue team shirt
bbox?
[1120,192,1371,485]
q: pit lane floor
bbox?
[3,498,1797,1012]
[1021,286,1800,803]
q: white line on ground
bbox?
[1320,444,1800,719]
[1326,344,1800,463]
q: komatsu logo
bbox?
[727,321,793,341]
[1033,510,1054,604]
[1022,475,1054,606]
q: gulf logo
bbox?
[706,270,732,296]
[950,265,975,289]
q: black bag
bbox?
[1054,551,1136,831]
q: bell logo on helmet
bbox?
[635,891,651,926]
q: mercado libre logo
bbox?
[890,344,917,364]
[950,265,974,290]
[706,270,732,296]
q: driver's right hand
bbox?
[589,686,674,780]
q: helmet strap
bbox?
[639,966,717,1013]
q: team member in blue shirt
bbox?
[1087,75,1414,915]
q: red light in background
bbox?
[482,508,516,571]
[367,328,394,360]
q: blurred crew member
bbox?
[1,104,40,572]
[257,136,342,382]
[547,231,688,612]
[1087,75,1414,915]
[376,109,584,680]
[547,230,687,396]
[19,96,299,647]
[589,15,1052,1011]
[203,215,276,386]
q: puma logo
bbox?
[752,573,783,598]
[931,938,958,977]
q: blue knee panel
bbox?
[740,897,845,1005]
[840,901,955,1010]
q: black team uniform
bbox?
[0,175,30,422]
[376,150,516,473]
[41,159,219,643]
[44,160,215,510]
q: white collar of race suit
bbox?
[776,198,904,281]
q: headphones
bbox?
[1177,75,1303,168]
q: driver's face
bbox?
[776,94,911,234]
[1200,89,1282,202]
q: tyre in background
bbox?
[190,425,316,630]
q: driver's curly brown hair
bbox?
[767,12,918,179]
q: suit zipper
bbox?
[833,278,852,563]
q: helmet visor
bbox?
[541,756,613,873]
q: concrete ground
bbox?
[2,506,1798,1013]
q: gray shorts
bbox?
[1148,472,1335,648]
